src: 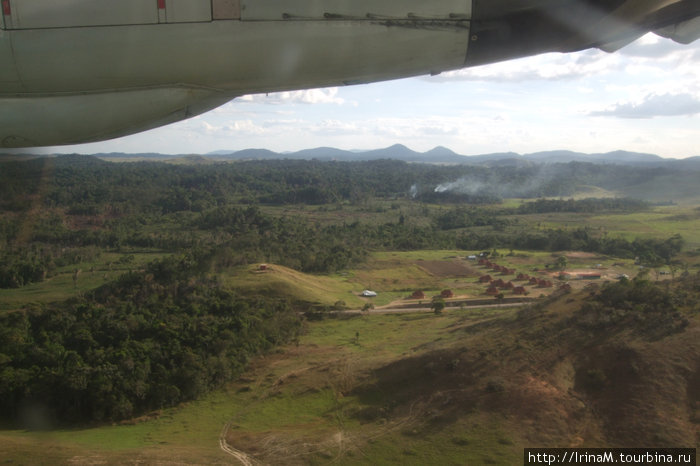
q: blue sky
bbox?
[57,33,700,158]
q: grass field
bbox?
[521,204,700,249]
[0,251,168,312]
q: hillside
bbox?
[2,276,696,464]
[219,278,700,464]
[222,263,365,309]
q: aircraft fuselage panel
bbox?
[0,0,698,148]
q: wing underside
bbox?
[0,0,698,148]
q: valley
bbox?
[0,152,698,464]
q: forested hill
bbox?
[0,155,697,210]
[0,252,302,423]
[83,144,700,169]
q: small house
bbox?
[479,274,493,283]
[440,289,454,298]
[485,286,499,296]
[410,290,425,299]
[513,286,528,295]
[492,278,506,288]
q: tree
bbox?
[431,296,445,315]
[554,255,567,271]
[72,268,81,289]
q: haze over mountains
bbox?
[87,144,700,169]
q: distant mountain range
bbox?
[88,144,700,169]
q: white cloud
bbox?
[590,93,700,119]
[430,49,621,83]
[430,34,700,85]
[197,120,267,137]
[310,119,362,135]
[239,87,348,106]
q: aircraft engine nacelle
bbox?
[0,0,698,148]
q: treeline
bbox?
[416,191,501,205]
[0,156,680,289]
[0,252,301,424]
[513,197,648,214]
[0,245,100,288]
[457,230,684,264]
[431,197,648,232]
[0,205,683,290]
[433,206,512,231]
[195,206,370,273]
[0,156,673,215]
[195,206,460,272]
[196,206,682,270]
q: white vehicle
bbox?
[361,290,377,297]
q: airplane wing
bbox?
[1,0,698,148]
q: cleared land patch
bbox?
[415,260,479,277]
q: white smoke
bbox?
[434,178,488,194]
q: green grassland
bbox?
[0,251,169,312]
[519,204,700,249]
[588,208,700,248]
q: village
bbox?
[354,251,633,313]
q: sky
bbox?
[53,33,700,159]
